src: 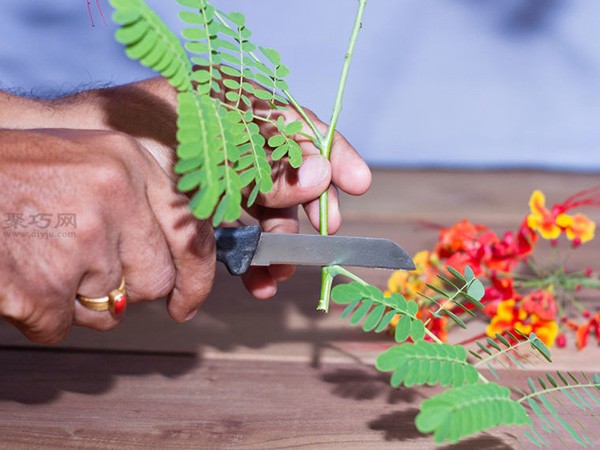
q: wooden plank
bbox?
[0,347,561,449]
[0,169,599,448]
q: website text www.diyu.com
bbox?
[2,212,77,239]
[3,230,77,239]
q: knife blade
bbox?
[215,226,415,275]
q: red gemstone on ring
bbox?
[111,293,127,315]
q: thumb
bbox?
[255,155,331,208]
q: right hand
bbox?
[0,128,215,344]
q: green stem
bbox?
[323,0,367,160]
[323,265,369,284]
[518,383,600,404]
[319,0,367,225]
[317,265,367,311]
[220,101,320,146]
[516,274,600,290]
[317,0,367,311]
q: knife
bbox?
[215,226,415,275]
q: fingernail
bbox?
[298,156,330,188]
[184,310,198,322]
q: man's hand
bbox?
[0,129,214,343]
[0,77,372,301]
[238,105,372,298]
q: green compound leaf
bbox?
[376,342,479,388]
[178,1,294,114]
[235,120,273,207]
[113,0,309,224]
[174,91,248,225]
[175,91,282,225]
[416,383,531,444]
[111,0,193,91]
[332,282,427,343]
[175,0,303,215]
[523,371,600,447]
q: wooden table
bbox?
[1,169,599,449]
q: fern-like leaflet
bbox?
[420,265,486,329]
[376,341,480,388]
[111,0,192,92]
[331,276,533,444]
[520,372,600,447]
[416,383,531,444]
[331,282,427,342]
[470,331,552,380]
[179,0,304,167]
[174,91,244,223]
[110,0,308,225]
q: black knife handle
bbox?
[215,226,262,276]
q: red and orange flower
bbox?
[527,190,595,245]
[485,291,559,347]
[385,187,599,350]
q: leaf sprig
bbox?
[332,282,426,342]
[521,372,600,447]
[110,0,308,225]
[326,265,600,446]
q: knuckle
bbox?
[5,300,72,345]
[89,156,132,197]
[76,217,105,245]
[0,293,32,323]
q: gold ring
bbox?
[76,277,127,315]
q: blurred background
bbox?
[0,0,599,170]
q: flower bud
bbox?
[556,333,567,348]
